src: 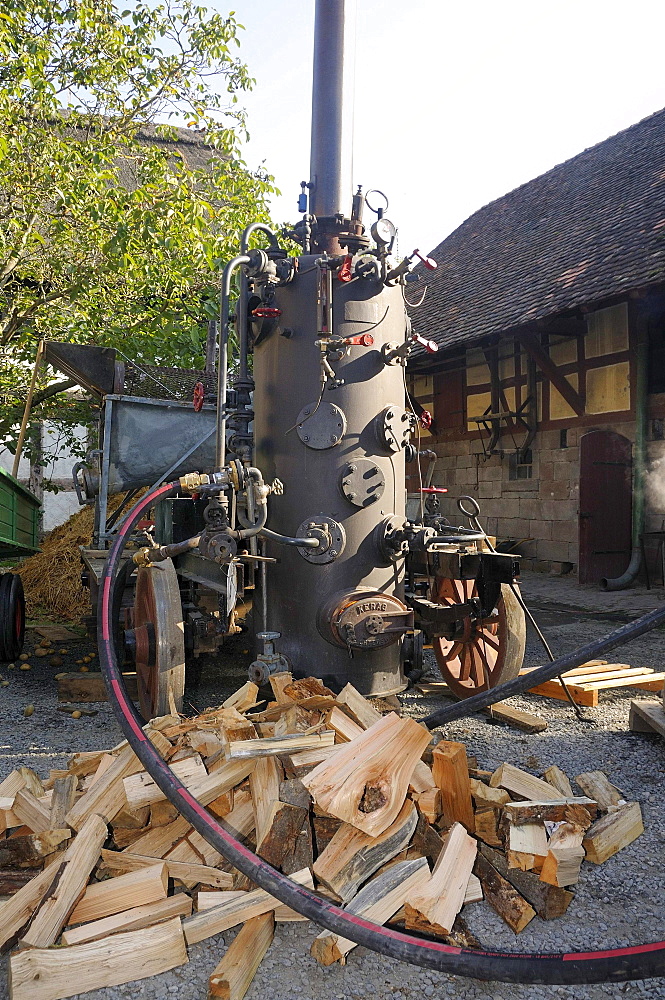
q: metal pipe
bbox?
[238,224,279,380]
[260,526,319,548]
[601,323,648,590]
[217,254,250,470]
[309,0,348,219]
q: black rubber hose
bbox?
[422,603,665,729]
[98,482,665,985]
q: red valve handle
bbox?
[192,381,205,412]
[413,249,437,271]
[421,487,448,493]
[251,306,282,318]
[419,408,433,429]
[338,255,353,283]
[344,333,374,347]
[412,332,438,355]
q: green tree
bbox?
[0,0,275,467]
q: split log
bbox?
[539,846,585,887]
[208,912,274,1000]
[0,857,62,951]
[507,822,549,858]
[121,815,191,859]
[222,681,259,713]
[68,862,168,925]
[479,845,573,919]
[302,713,430,836]
[312,815,343,857]
[326,707,364,743]
[282,677,335,701]
[9,916,187,1000]
[501,798,596,827]
[413,787,441,825]
[100,849,234,888]
[543,765,574,798]
[21,813,108,948]
[336,683,382,730]
[123,756,207,811]
[404,822,477,937]
[0,871,36,896]
[313,801,417,903]
[0,829,70,869]
[473,808,502,848]
[410,814,445,866]
[256,802,312,873]
[269,672,293,703]
[473,852,536,933]
[12,790,52,835]
[311,858,429,966]
[574,771,623,811]
[65,744,143,830]
[469,778,510,810]
[17,767,45,798]
[61,894,192,946]
[149,799,180,827]
[183,868,312,945]
[49,777,77,830]
[251,757,281,847]
[489,763,560,801]
[582,801,643,864]
[196,891,249,911]
[432,741,474,832]
[226,731,335,761]
[409,760,435,795]
[278,778,311,811]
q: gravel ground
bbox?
[0,572,663,999]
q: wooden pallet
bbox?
[629,700,665,738]
[521,662,665,707]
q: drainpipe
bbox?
[601,323,648,590]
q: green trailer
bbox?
[0,467,41,660]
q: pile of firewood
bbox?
[0,674,645,1000]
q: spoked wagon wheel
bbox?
[0,573,26,662]
[431,577,526,700]
[131,559,185,721]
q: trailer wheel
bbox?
[0,573,26,662]
[132,560,185,720]
[431,578,525,699]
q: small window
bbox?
[509,448,533,481]
[559,428,568,449]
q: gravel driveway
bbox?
[0,573,663,1000]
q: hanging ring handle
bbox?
[457,495,481,518]
[364,189,389,217]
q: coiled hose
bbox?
[98,481,665,984]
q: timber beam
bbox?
[515,332,585,416]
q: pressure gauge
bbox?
[371,217,396,248]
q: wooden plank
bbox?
[313,801,417,903]
[208,911,274,1000]
[479,845,573,920]
[61,894,192,946]
[311,858,429,966]
[473,851,536,933]
[21,813,108,948]
[225,731,335,760]
[574,772,622,811]
[514,331,585,415]
[432,741,474,832]
[0,857,62,951]
[483,704,547,733]
[629,700,665,737]
[336,683,383,730]
[9,916,188,1000]
[99,849,234,888]
[182,868,312,946]
[524,679,597,707]
[489,763,560,801]
[302,713,430,837]
[582,801,643,864]
[57,672,138,703]
[68,862,168,925]
[584,671,665,691]
[404,822,477,937]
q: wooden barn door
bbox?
[579,430,632,584]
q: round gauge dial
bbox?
[371,217,396,246]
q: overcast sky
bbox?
[215,0,665,257]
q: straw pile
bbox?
[13,493,133,621]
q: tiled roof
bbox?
[410,107,665,357]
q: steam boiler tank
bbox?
[253,259,411,696]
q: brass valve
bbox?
[132,547,154,568]
[179,472,211,491]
